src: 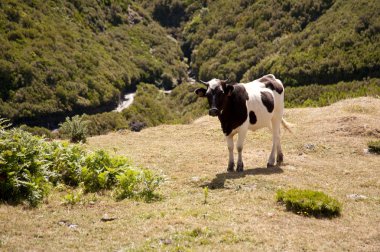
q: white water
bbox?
[114,93,135,112]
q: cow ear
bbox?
[225,85,234,96]
[195,88,207,97]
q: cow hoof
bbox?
[227,162,235,172]
[267,163,275,168]
[237,162,244,172]
[276,153,284,165]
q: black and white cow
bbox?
[195,74,291,172]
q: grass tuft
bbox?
[276,189,342,218]
[368,140,380,154]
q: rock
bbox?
[101,214,117,222]
[58,220,78,229]
[159,238,172,245]
[304,143,316,151]
[129,121,146,132]
[191,176,200,182]
[346,194,368,200]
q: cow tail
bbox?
[281,118,293,133]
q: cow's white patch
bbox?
[207,79,221,90]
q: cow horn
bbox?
[220,78,230,85]
[199,80,209,86]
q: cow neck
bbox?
[218,85,248,136]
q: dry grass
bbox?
[1,97,380,251]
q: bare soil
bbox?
[1,97,380,251]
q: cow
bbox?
[195,74,291,172]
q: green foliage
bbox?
[62,189,83,206]
[368,140,380,154]
[82,150,127,192]
[285,78,380,107]
[0,124,50,207]
[0,0,187,124]
[171,0,380,86]
[276,189,342,218]
[0,121,162,206]
[19,125,55,139]
[59,115,90,143]
[46,142,85,187]
[123,83,207,130]
[114,167,163,202]
[83,112,128,136]
[203,186,208,204]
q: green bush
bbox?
[276,189,342,218]
[0,118,163,206]
[114,168,163,202]
[81,150,128,192]
[0,121,50,207]
[46,142,86,186]
[368,140,380,154]
[59,115,90,143]
[84,112,128,136]
[285,79,380,108]
[19,125,55,139]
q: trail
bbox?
[114,93,135,112]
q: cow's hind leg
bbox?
[226,135,234,172]
[276,131,284,166]
[268,118,281,168]
[236,129,247,172]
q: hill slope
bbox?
[0,0,187,126]
[179,0,380,84]
[1,97,379,251]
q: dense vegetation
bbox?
[177,0,380,84]
[276,189,342,218]
[368,140,380,154]
[0,0,187,127]
[0,0,379,132]
[0,119,162,206]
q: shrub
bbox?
[0,123,50,207]
[0,119,163,206]
[62,189,83,206]
[276,189,342,218]
[368,140,380,154]
[114,168,163,202]
[81,150,128,192]
[84,112,128,136]
[59,115,90,143]
[46,142,86,186]
[19,125,54,139]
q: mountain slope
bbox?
[0,0,187,126]
[178,0,380,84]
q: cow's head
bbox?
[195,78,234,117]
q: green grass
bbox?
[276,189,342,218]
[368,140,380,154]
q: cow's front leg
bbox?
[236,130,247,172]
[226,135,234,172]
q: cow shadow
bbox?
[202,166,283,189]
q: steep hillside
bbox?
[165,0,379,84]
[0,0,187,126]
[1,0,379,130]
[1,97,379,250]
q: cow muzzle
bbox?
[209,108,219,117]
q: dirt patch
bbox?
[331,115,380,137]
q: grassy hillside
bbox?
[1,0,379,131]
[0,0,187,126]
[1,97,379,250]
[175,0,380,84]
